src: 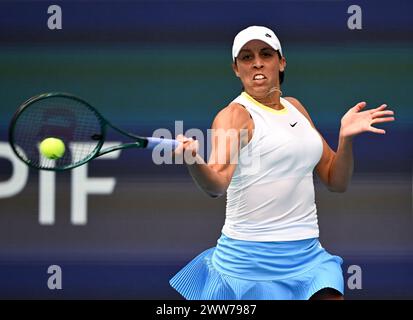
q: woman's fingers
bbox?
[371,109,395,119]
[368,125,386,134]
[371,117,395,124]
[176,134,190,143]
[352,101,367,112]
[174,135,199,164]
[374,104,388,111]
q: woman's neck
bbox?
[247,87,284,110]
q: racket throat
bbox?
[98,141,146,157]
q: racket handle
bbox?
[146,137,179,150]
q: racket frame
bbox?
[9,92,149,171]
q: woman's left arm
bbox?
[285,98,395,192]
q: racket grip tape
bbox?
[146,137,179,150]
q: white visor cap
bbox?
[232,26,283,62]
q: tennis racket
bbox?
[9,92,179,171]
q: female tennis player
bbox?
[169,26,395,300]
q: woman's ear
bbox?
[280,57,286,72]
[232,62,240,78]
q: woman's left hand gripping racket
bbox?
[9,92,179,171]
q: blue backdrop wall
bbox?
[0,0,412,299]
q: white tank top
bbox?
[222,92,323,241]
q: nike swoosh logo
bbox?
[290,122,298,127]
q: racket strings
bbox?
[12,96,103,169]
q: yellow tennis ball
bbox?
[39,137,66,160]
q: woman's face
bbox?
[232,40,286,97]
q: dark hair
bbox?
[234,50,285,85]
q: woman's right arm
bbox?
[175,103,253,197]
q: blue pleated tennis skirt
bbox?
[170,233,344,300]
